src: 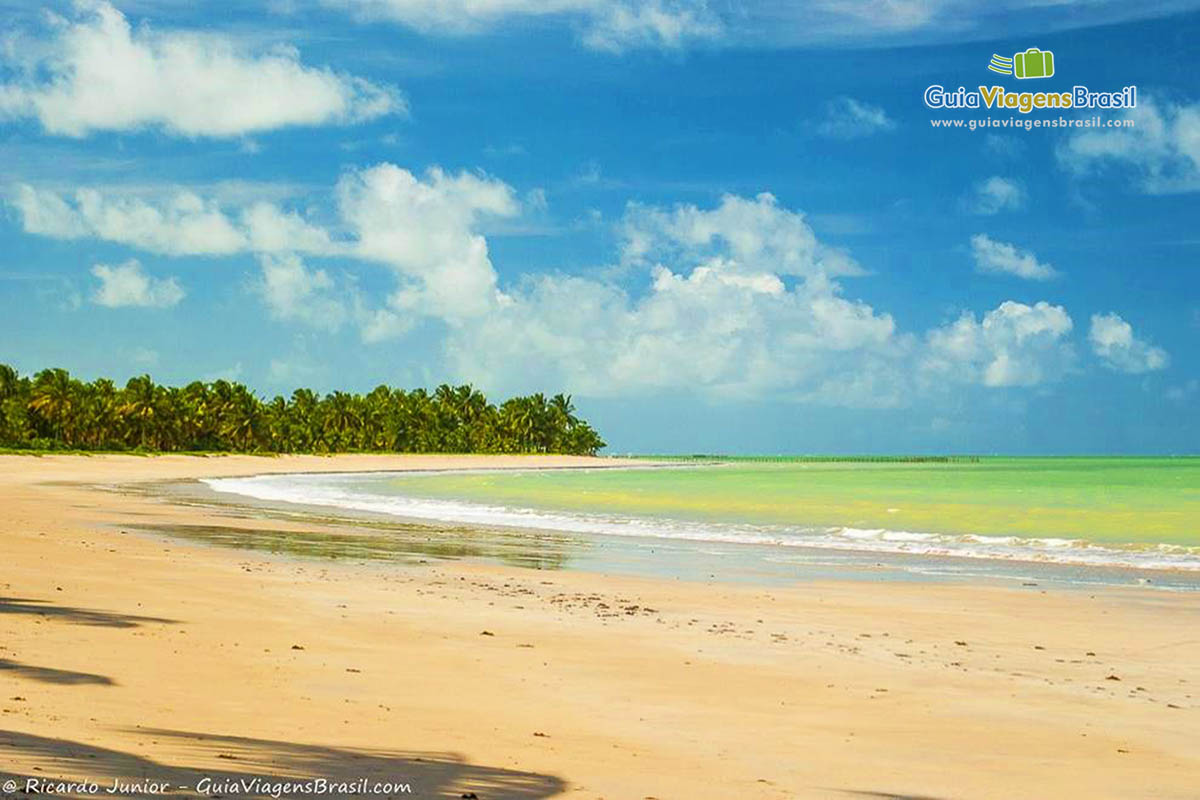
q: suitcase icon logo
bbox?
[987,48,1055,79]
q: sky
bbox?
[1,0,1198,454]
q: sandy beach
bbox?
[1,454,1198,799]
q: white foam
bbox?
[202,473,1200,573]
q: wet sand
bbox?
[1,454,1198,799]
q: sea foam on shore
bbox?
[204,471,1200,574]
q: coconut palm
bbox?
[0,363,605,456]
[120,375,162,449]
[30,368,79,445]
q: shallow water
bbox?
[198,458,1200,590]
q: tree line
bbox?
[0,365,606,456]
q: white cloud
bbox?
[621,192,864,279]
[17,168,1147,404]
[10,163,523,330]
[356,304,414,343]
[323,0,721,51]
[984,134,1025,159]
[129,346,159,366]
[318,0,1193,49]
[0,1,401,138]
[448,195,905,402]
[1059,96,1200,193]
[328,0,591,32]
[1166,379,1198,403]
[16,172,1102,401]
[251,252,414,341]
[922,301,1075,388]
[10,184,336,258]
[90,259,184,308]
[254,254,348,331]
[241,203,339,255]
[43,186,245,255]
[582,1,723,51]
[202,362,245,383]
[447,266,906,404]
[8,185,89,238]
[449,197,1083,401]
[1088,312,1169,373]
[816,97,895,139]
[336,164,519,320]
[966,176,1025,215]
[970,234,1059,281]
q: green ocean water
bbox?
[379,457,1200,546]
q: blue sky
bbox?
[1,0,1198,453]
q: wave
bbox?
[202,473,1200,573]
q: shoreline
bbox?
[2,454,1199,798]
[190,466,1200,591]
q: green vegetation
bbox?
[0,364,605,455]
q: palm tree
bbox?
[80,379,118,449]
[120,375,162,449]
[322,391,360,451]
[288,388,319,452]
[0,363,18,401]
[218,383,266,451]
[0,364,32,447]
[30,368,79,445]
[0,364,606,455]
[177,382,213,450]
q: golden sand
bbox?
[1,454,1198,798]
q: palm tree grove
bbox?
[0,364,606,455]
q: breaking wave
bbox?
[203,472,1200,573]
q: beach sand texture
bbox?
[1,454,1198,799]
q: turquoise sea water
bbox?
[203,458,1200,588]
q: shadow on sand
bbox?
[0,728,566,799]
[0,658,115,686]
[0,596,177,628]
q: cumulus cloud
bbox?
[816,97,895,139]
[15,169,1107,402]
[448,197,1083,401]
[252,252,419,341]
[1088,312,1169,373]
[970,234,1059,281]
[447,263,905,402]
[241,203,340,254]
[621,193,864,278]
[10,164,523,330]
[1059,96,1200,193]
[336,164,519,319]
[323,0,721,51]
[10,184,337,257]
[254,254,349,331]
[582,1,723,51]
[0,1,401,138]
[15,185,246,255]
[90,259,184,308]
[966,176,1025,215]
[444,194,904,400]
[922,301,1075,387]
